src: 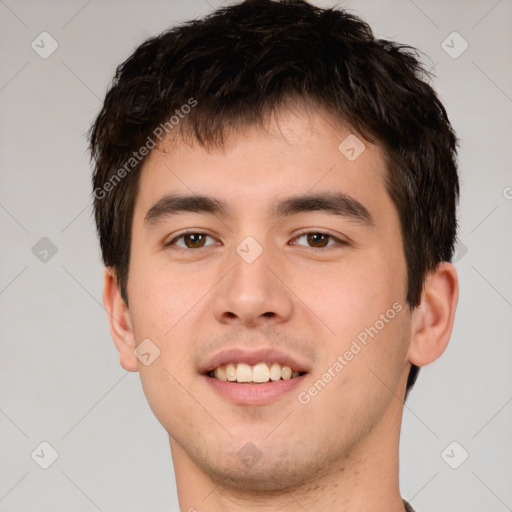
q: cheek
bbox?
[313,309,410,431]
[311,257,404,339]
[126,263,202,433]
[306,253,409,391]
[127,256,207,338]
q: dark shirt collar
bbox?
[403,499,415,512]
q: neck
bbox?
[170,397,406,512]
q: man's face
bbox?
[125,108,412,491]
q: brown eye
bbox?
[293,232,343,249]
[306,233,330,248]
[166,232,216,249]
[182,233,207,248]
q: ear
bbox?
[408,262,459,366]
[103,267,138,372]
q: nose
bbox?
[210,241,294,328]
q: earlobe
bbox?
[103,267,139,372]
[408,262,459,367]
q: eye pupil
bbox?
[185,233,205,248]
[307,233,329,248]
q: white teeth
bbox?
[236,363,252,382]
[225,363,237,381]
[270,362,282,381]
[252,362,270,383]
[211,362,303,383]
[282,366,292,380]
[215,365,227,381]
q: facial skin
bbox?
[103,106,458,512]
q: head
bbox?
[89,0,459,494]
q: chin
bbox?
[193,444,330,494]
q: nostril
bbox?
[262,312,275,318]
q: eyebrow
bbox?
[144,191,374,227]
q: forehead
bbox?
[133,107,392,222]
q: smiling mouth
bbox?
[206,362,307,384]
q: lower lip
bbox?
[202,374,307,405]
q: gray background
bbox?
[1,0,511,510]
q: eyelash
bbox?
[164,230,348,251]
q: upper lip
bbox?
[199,347,311,374]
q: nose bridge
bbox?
[211,234,293,326]
[231,236,272,296]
